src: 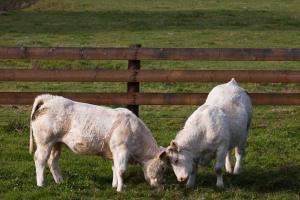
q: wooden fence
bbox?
[0,45,300,116]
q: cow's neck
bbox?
[131,137,160,165]
[175,129,202,154]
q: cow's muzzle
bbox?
[177,176,188,182]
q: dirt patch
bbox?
[0,0,38,11]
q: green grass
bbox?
[0,0,300,199]
[0,106,300,200]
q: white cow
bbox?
[166,79,252,188]
[29,94,167,192]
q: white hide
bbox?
[167,79,252,188]
[30,94,167,192]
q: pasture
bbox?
[0,0,300,199]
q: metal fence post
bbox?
[127,44,141,116]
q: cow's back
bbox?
[177,105,230,154]
[205,79,252,148]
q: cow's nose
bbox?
[178,177,188,182]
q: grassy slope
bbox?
[0,0,299,199]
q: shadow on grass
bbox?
[88,164,145,189]
[90,175,113,189]
[236,165,300,192]
[86,164,300,193]
[192,165,300,193]
[0,9,299,35]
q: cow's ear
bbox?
[170,140,178,151]
[158,150,167,160]
[166,146,173,154]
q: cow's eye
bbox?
[174,159,178,164]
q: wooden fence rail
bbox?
[1,47,300,61]
[0,69,300,83]
[1,46,300,116]
[0,92,299,106]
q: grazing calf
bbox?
[29,94,167,192]
[166,79,252,188]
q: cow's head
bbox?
[166,140,194,183]
[143,147,167,187]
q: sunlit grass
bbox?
[0,0,299,199]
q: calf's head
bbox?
[166,140,194,182]
[143,149,167,187]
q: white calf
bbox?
[166,79,252,188]
[29,94,167,192]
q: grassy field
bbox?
[0,0,300,199]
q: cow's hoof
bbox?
[225,168,233,174]
[233,168,242,175]
[216,182,224,189]
[112,183,117,188]
[37,183,44,187]
[185,182,195,188]
[55,177,64,184]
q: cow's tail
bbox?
[29,94,54,154]
[29,124,34,155]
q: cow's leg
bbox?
[113,147,129,192]
[34,144,52,186]
[186,164,198,188]
[225,151,232,174]
[234,120,250,175]
[233,145,245,175]
[214,146,227,188]
[112,162,118,188]
[47,143,63,184]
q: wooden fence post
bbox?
[127,44,141,116]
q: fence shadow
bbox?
[0,9,299,35]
